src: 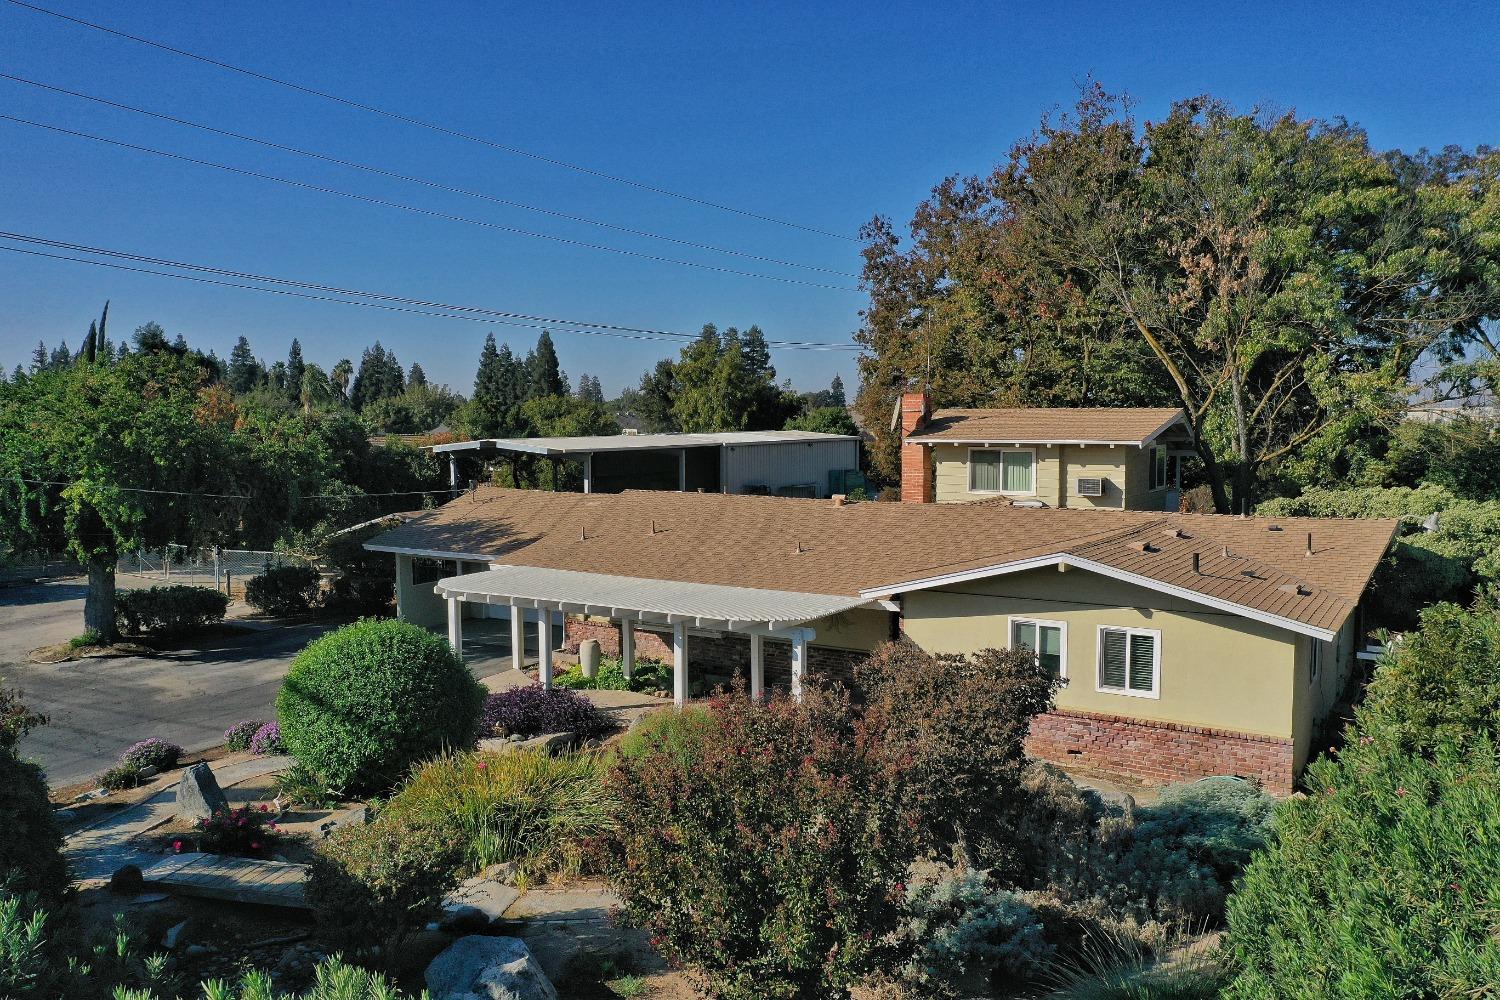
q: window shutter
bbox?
[1128,633,1155,692]
[1101,629,1128,689]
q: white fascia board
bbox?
[365,543,497,562]
[1140,411,1193,446]
[860,554,1339,641]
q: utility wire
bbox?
[0,114,860,291]
[0,242,861,352]
[0,72,857,278]
[0,231,857,348]
[3,0,857,242]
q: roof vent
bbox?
[1076,477,1105,497]
[1162,527,1187,539]
[1132,541,1158,554]
[1267,524,1282,531]
[1278,583,1312,596]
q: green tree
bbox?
[285,338,306,405]
[226,335,260,392]
[0,352,240,640]
[857,87,1500,509]
[29,341,46,374]
[362,382,464,434]
[670,325,797,432]
[331,357,354,404]
[634,359,679,432]
[407,362,427,387]
[524,330,568,399]
[785,405,858,436]
[349,342,405,410]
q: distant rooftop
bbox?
[429,429,858,456]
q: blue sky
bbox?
[2,1,1497,396]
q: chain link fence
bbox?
[117,545,313,597]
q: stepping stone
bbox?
[141,852,310,909]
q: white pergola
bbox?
[433,565,866,706]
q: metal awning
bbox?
[434,564,864,632]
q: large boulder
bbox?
[175,762,228,821]
[425,936,558,1000]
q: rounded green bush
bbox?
[0,749,68,902]
[277,619,485,793]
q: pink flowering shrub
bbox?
[195,804,281,857]
[249,721,284,755]
[224,719,262,752]
[119,737,183,772]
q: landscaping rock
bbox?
[161,919,191,950]
[52,808,77,823]
[438,904,490,934]
[109,864,144,894]
[318,805,369,839]
[1096,789,1137,818]
[441,874,522,929]
[138,765,159,779]
[176,763,228,821]
[426,936,557,1000]
[477,732,577,757]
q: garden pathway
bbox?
[65,754,294,881]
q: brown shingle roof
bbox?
[907,407,1188,445]
[368,487,1396,636]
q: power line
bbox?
[0,114,860,292]
[3,0,857,242]
[0,237,862,351]
[0,72,858,279]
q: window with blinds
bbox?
[1011,618,1065,677]
[1098,627,1158,696]
[970,448,1035,494]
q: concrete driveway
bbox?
[0,578,345,787]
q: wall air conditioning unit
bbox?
[1076,477,1105,497]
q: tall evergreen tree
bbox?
[30,341,47,373]
[49,342,71,368]
[408,362,427,387]
[226,335,260,393]
[349,342,404,409]
[11,364,24,383]
[94,301,111,363]
[286,339,306,404]
[133,322,170,354]
[525,331,568,399]
[81,321,98,365]
[829,374,847,408]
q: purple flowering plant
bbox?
[480,685,613,740]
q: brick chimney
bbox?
[898,390,933,503]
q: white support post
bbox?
[673,621,688,707]
[620,617,635,680]
[449,454,459,490]
[537,606,554,689]
[446,595,464,659]
[582,453,593,494]
[790,629,809,702]
[510,600,526,674]
[749,632,764,701]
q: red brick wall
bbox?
[1026,708,1297,795]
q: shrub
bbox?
[1359,600,1500,754]
[273,761,338,808]
[898,867,1055,992]
[114,585,229,636]
[244,564,322,615]
[69,630,103,649]
[0,685,47,752]
[223,719,262,752]
[480,685,614,740]
[617,705,717,767]
[114,958,420,1000]
[856,641,1060,868]
[0,894,49,1000]
[98,763,146,792]
[0,749,68,904]
[277,618,485,793]
[555,656,672,693]
[326,572,394,615]
[379,749,616,880]
[249,720,284,756]
[1225,731,1500,997]
[307,816,463,954]
[606,687,915,1000]
[193,804,280,857]
[119,738,182,772]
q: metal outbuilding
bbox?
[430,429,860,498]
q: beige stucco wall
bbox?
[394,553,446,629]
[1290,616,1358,771]
[899,566,1310,744]
[933,442,1152,509]
[805,606,891,652]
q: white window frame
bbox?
[968,446,1037,496]
[1095,625,1161,699]
[1148,446,1166,491]
[1008,616,1068,679]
